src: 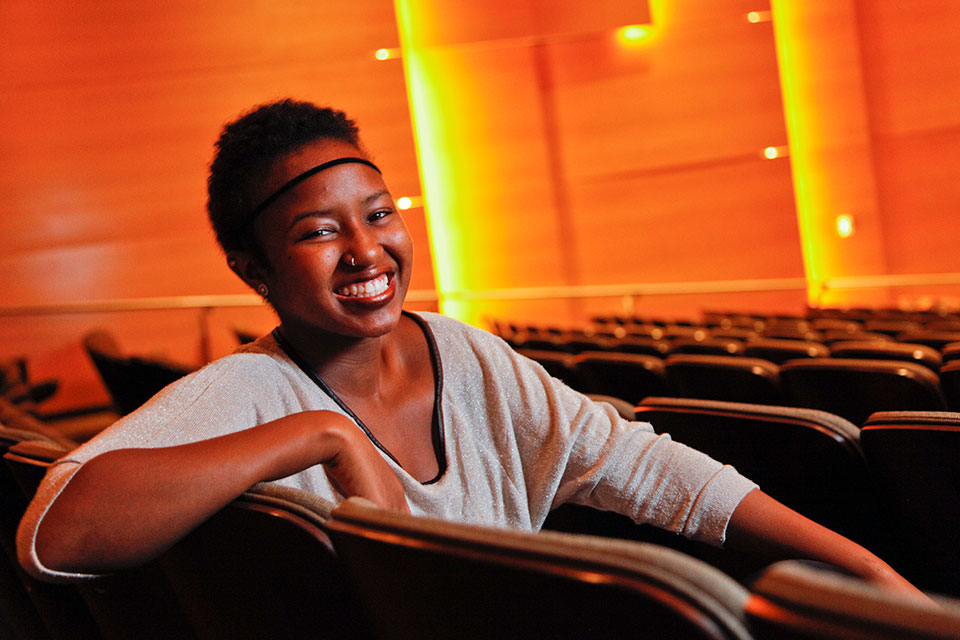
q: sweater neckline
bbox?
[272,311,447,485]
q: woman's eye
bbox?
[368,209,393,223]
[299,228,334,241]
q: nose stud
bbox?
[347,255,356,266]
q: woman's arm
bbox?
[726,489,924,597]
[30,410,406,575]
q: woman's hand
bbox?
[314,412,409,513]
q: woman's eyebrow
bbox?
[286,190,392,231]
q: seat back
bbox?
[1,436,102,640]
[780,358,946,426]
[942,342,960,364]
[939,360,960,411]
[326,497,754,640]
[746,560,960,639]
[516,348,585,391]
[741,339,828,365]
[4,438,200,640]
[896,330,960,351]
[829,341,941,372]
[860,411,960,596]
[664,355,783,405]
[83,330,193,415]
[668,338,744,357]
[634,398,873,544]
[574,351,666,404]
[160,484,372,640]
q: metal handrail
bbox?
[2,272,960,317]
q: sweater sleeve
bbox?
[489,335,758,546]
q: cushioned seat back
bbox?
[741,339,828,365]
[896,330,960,351]
[746,560,960,639]
[160,484,372,640]
[83,330,193,415]
[635,397,872,544]
[668,338,744,357]
[939,361,960,410]
[326,497,754,640]
[0,433,94,640]
[664,355,783,405]
[861,411,960,596]
[4,439,197,640]
[516,348,585,391]
[780,358,946,426]
[941,342,960,364]
[829,341,941,372]
[574,351,666,404]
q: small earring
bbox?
[256,283,269,297]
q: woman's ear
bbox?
[226,250,268,292]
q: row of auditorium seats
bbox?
[520,348,960,424]
[3,419,960,639]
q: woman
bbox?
[19,100,920,595]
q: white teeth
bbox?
[336,273,389,298]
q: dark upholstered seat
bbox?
[326,497,754,640]
[780,358,946,426]
[861,411,960,595]
[516,349,585,391]
[160,484,372,640]
[742,338,828,365]
[573,351,666,405]
[664,355,783,405]
[746,560,960,639]
[829,340,942,372]
[83,330,193,416]
[635,397,874,546]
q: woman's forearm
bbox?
[725,489,922,595]
[31,411,362,573]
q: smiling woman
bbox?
[16,100,926,602]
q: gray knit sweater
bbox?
[19,312,757,580]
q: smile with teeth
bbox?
[335,273,390,298]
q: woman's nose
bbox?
[342,225,381,267]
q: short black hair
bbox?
[206,99,362,254]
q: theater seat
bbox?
[746,560,960,639]
[574,351,666,404]
[326,497,754,640]
[742,339,828,365]
[861,411,960,596]
[516,349,585,391]
[83,330,194,415]
[829,341,942,373]
[940,360,960,411]
[4,439,196,640]
[780,358,946,426]
[635,397,874,545]
[160,484,372,640]
[664,355,783,405]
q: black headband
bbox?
[243,157,381,227]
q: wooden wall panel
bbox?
[0,0,430,411]
[856,0,960,279]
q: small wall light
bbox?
[836,213,855,238]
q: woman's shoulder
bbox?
[413,311,506,348]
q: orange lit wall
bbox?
[0,1,432,410]
[397,0,805,325]
[855,2,960,284]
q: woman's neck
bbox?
[275,317,405,399]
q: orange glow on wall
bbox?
[769,0,887,306]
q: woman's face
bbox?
[247,138,413,340]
